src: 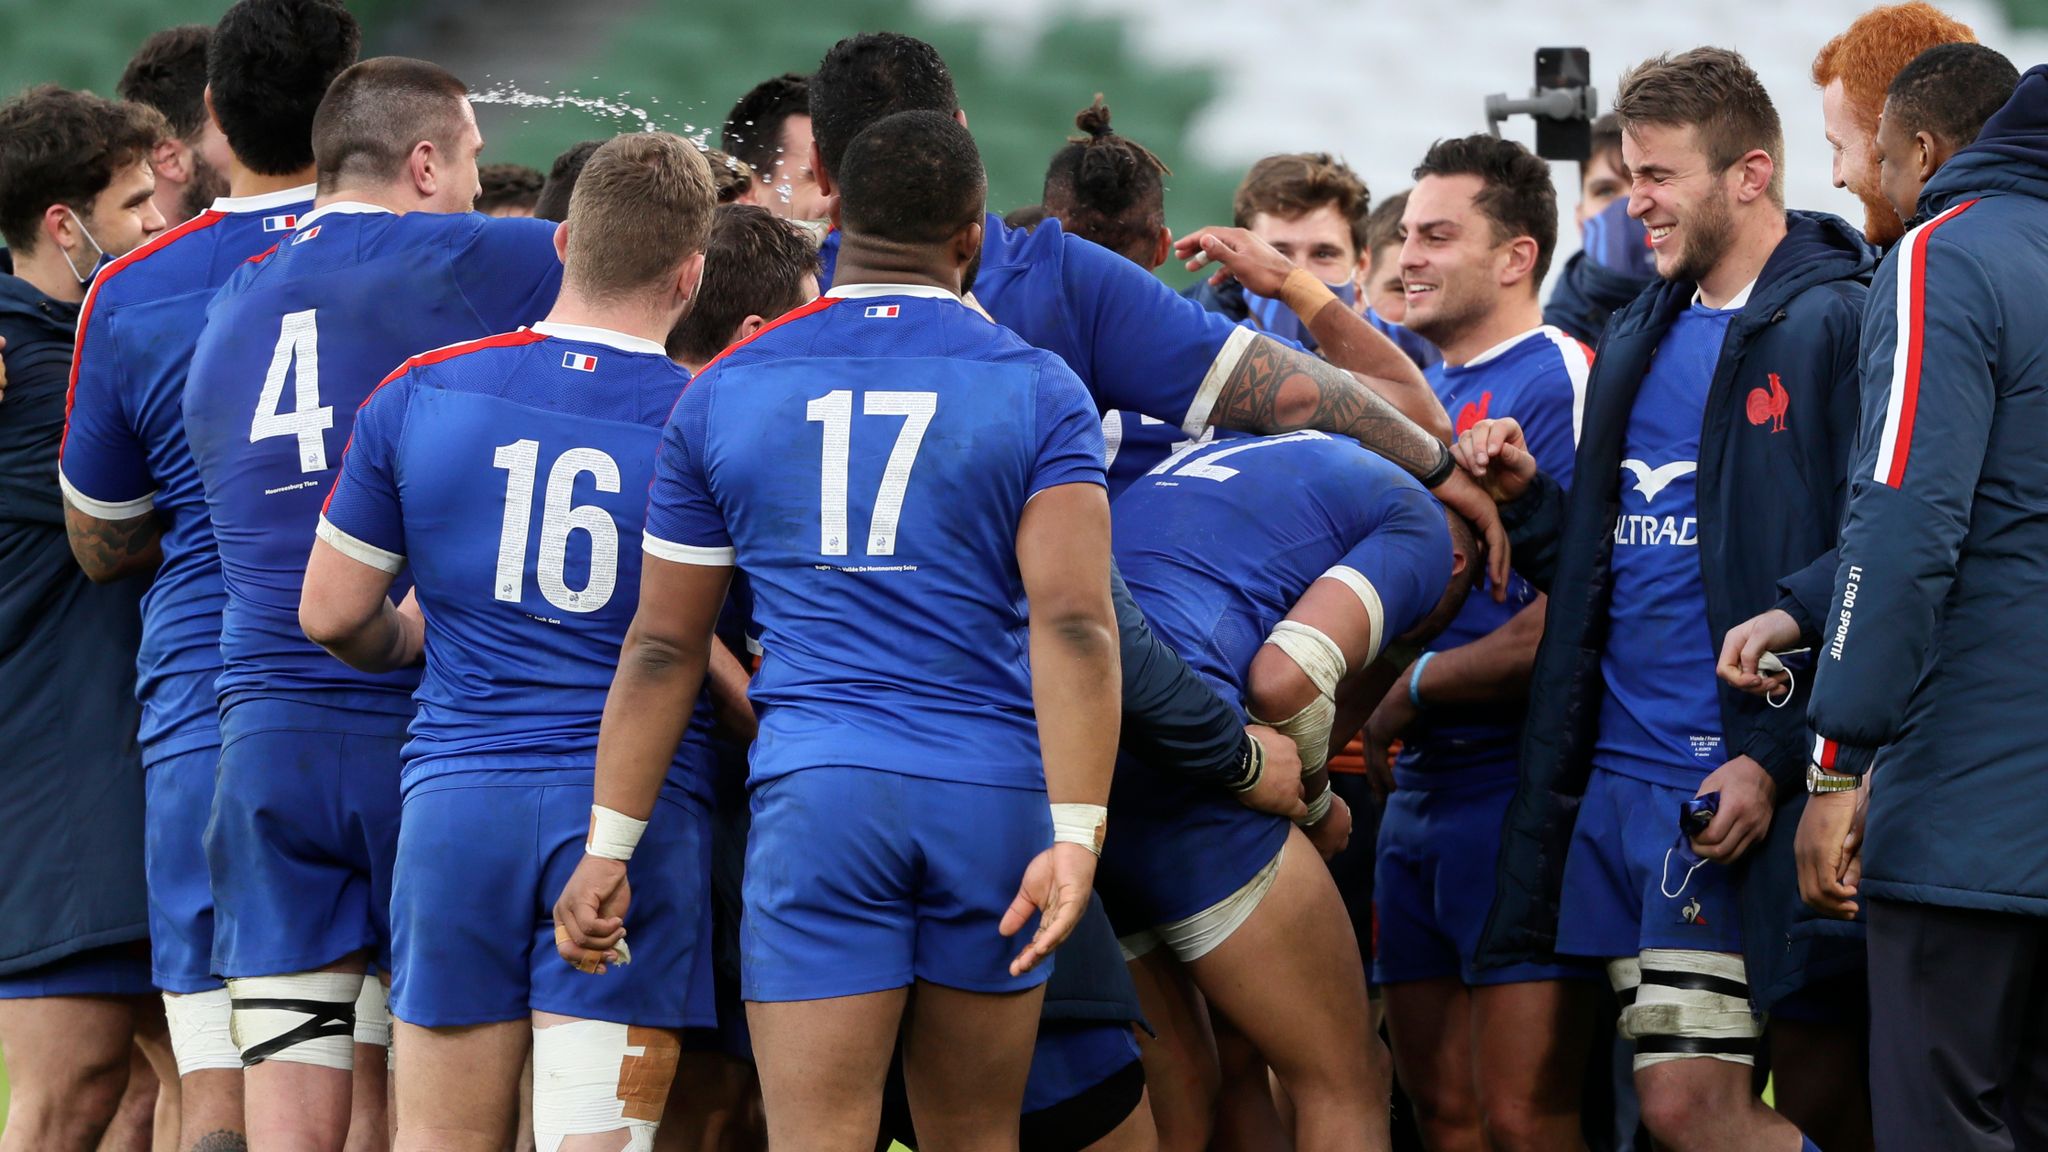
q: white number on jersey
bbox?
[492,440,622,614]
[249,309,334,473]
[804,389,938,556]
[1147,429,1328,483]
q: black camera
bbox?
[1485,48,1599,162]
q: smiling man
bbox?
[1451,48,1873,1152]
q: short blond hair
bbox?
[564,132,717,301]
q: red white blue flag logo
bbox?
[863,305,900,318]
[562,351,598,372]
[262,213,298,232]
[291,224,321,244]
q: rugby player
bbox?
[304,132,718,1152]
[557,108,1117,1151]
[182,56,562,1150]
[720,73,828,221]
[116,25,231,227]
[62,5,361,1144]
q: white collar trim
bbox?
[529,321,668,355]
[825,282,961,302]
[210,184,317,213]
[1692,277,1758,311]
[1460,325,1556,368]
[296,201,397,227]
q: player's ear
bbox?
[152,137,190,186]
[954,108,969,130]
[676,251,706,306]
[1150,225,1172,270]
[1916,130,1944,184]
[551,222,569,264]
[203,85,223,137]
[731,314,768,344]
[953,219,983,275]
[408,138,438,201]
[810,139,833,197]
[1499,235,1539,289]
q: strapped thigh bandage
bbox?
[1248,619,1348,782]
[532,1019,679,1151]
[353,977,390,1048]
[1611,950,1762,1069]
[163,988,242,1077]
[228,970,365,1070]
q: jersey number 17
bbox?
[805,389,937,557]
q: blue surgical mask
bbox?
[1244,277,1357,352]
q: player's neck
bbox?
[833,235,961,297]
[1697,209,1787,310]
[312,182,418,216]
[224,155,316,203]
[12,244,86,305]
[1438,297,1545,367]
[542,290,675,351]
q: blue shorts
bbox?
[1375,782,1594,986]
[741,767,1051,1002]
[1094,754,1291,933]
[206,698,404,978]
[0,941,154,999]
[1555,769,1745,960]
[389,774,715,1029]
[1025,1019,1142,1114]
[145,746,222,993]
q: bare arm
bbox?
[1409,595,1546,706]
[591,558,733,820]
[63,499,162,583]
[1017,483,1119,809]
[299,538,418,672]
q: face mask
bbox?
[1244,277,1357,352]
[59,207,110,289]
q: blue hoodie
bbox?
[1807,65,2048,916]
[1477,212,1876,1009]
[0,256,148,975]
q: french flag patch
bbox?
[291,224,321,245]
[562,351,598,372]
[863,304,900,318]
[262,213,297,232]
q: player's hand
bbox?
[1689,755,1775,864]
[1001,842,1098,976]
[1431,465,1511,598]
[552,854,631,975]
[1173,226,1295,296]
[1717,608,1803,697]
[1304,790,1353,860]
[393,588,426,665]
[1451,417,1537,506]
[1363,678,1418,799]
[1796,783,1866,919]
[1237,725,1308,819]
[0,335,9,404]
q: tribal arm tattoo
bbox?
[1210,334,1451,479]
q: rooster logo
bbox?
[1746,372,1789,433]
[1680,897,1707,926]
[1455,391,1492,437]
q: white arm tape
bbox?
[586,805,648,861]
[1051,803,1107,855]
[1319,566,1386,663]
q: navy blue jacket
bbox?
[1807,66,2048,916]
[1542,248,1655,347]
[0,257,149,975]
[1476,212,1875,1008]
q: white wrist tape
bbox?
[163,988,241,1077]
[1249,619,1348,781]
[1301,786,1334,826]
[587,805,648,861]
[1051,803,1108,854]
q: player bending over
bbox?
[554,109,1118,1152]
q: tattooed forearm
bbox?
[62,501,163,583]
[1212,335,1448,478]
[192,1130,251,1152]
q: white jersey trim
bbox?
[316,516,405,574]
[1535,326,1594,445]
[58,470,156,521]
[1320,564,1387,663]
[1183,324,1255,438]
[529,322,667,355]
[295,201,397,227]
[643,533,736,566]
[210,184,316,213]
[825,282,962,302]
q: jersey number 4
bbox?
[805,390,936,557]
[492,440,620,614]
[250,309,334,473]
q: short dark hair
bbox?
[838,110,984,247]
[119,25,211,140]
[1365,189,1408,258]
[668,204,822,363]
[534,139,603,222]
[722,73,810,177]
[476,163,543,213]
[311,57,469,192]
[1042,97,1169,262]
[209,0,361,176]
[0,86,167,253]
[565,133,717,303]
[1614,47,1784,205]
[1886,42,2018,149]
[1233,153,1370,257]
[1004,204,1048,231]
[810,32,958,179]
[1412,134,1559,286]
[1589,111,1625,179]
[700,148,755,204]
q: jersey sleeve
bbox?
[1516,345,1587,491]
[59,296,156,519]
[643,377,734,566]
[1030,357,1108,497]
[1328,476,1453,662]
[316,372,412,574]
[1062,230,1256,436]
[453,216,566,333]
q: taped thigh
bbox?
[1619,950,1761,1069]
[163,988,241,1077]
[532,1018,679,1151]
[228,970,364,1070]
[353,977,390,1048]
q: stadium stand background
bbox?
[0,0,2044,1122]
